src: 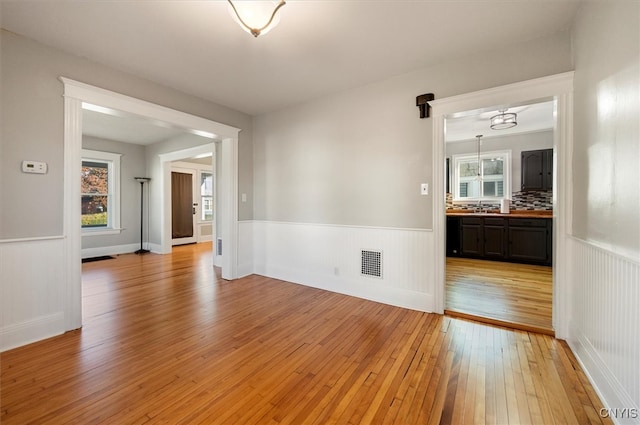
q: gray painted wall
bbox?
[81,136,146,250]
[0,30,253,240]
[446,130,554,195]
[572,1,640,259]
[253,31,573,229]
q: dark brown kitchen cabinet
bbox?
[521,149,553,191]
[507,218,551,265]
[447,215,552,266]
[460,216,506,259]
[460,217,482,256]
[483,218,507,259]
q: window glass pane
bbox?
[81,161,109,227]
[200,172,213,221]
[482,158,503,176]
[459,161,479,178]
[201,196,213,221]
[201,172,213,196]
[460,179,480,198]
[483,181,496,196]
[82,195,108,227]
[82,161,108,195]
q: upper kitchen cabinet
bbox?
[521,149,553,191]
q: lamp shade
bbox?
[227,1,284,37]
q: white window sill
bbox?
[82,228,123,237]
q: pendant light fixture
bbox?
[227,0,286,38]
[490,108,517,130]
[475,135,483,180]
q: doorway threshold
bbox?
[444,309,555,336]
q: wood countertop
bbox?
[446,209,553,218]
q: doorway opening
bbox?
[171,153,215,247]
[62,77,240,332]
[430,72,574,339]
[443,100,555,334]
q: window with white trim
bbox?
[452,150,511,201]
[81,149,122,234]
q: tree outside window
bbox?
[82,161,109,227]
[81,149,121,233]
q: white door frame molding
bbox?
[430,72,574,339]
[61,77,240,331]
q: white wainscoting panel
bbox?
[1,238,66,351]
[251,221,435,312]
[238,221,254,278]
[568,237,640,424]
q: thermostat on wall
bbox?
[22,160,48,174]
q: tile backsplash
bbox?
[446,190,553,211]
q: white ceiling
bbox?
[0,0,581,116]
[82,108,190,145]
[445,101,555,142]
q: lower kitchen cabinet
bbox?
[507,218,551,264]
[461,217,482,256]
[447,215,552,266]
[483,218,507,259]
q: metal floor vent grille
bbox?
[361,249,382,278]
[217,238,223,256]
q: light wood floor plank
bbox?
[446,257,553,334]
[1,243,611,424]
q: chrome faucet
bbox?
[474,201,484,213]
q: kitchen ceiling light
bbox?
[490,109,517,130]
[227,0,286,38]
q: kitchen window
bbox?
[81,149,122,235]
[452,150,511,201]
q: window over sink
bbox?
[452,150,511,202]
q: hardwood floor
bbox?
[1,244,609,424]
[446,258,553,335]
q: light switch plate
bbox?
[421,183,429,195]
[22,160,48,174]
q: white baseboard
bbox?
[81,243,140,259]
[569,327,639,425]
[256,263,433,312]
[0,312,65,352]
[148,243,167,254]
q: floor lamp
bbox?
[134,177,151,254]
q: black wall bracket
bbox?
[416,93,435,118]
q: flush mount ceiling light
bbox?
[490,109,518,130]
[227,0,286,38]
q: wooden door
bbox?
[171,170,197,245]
